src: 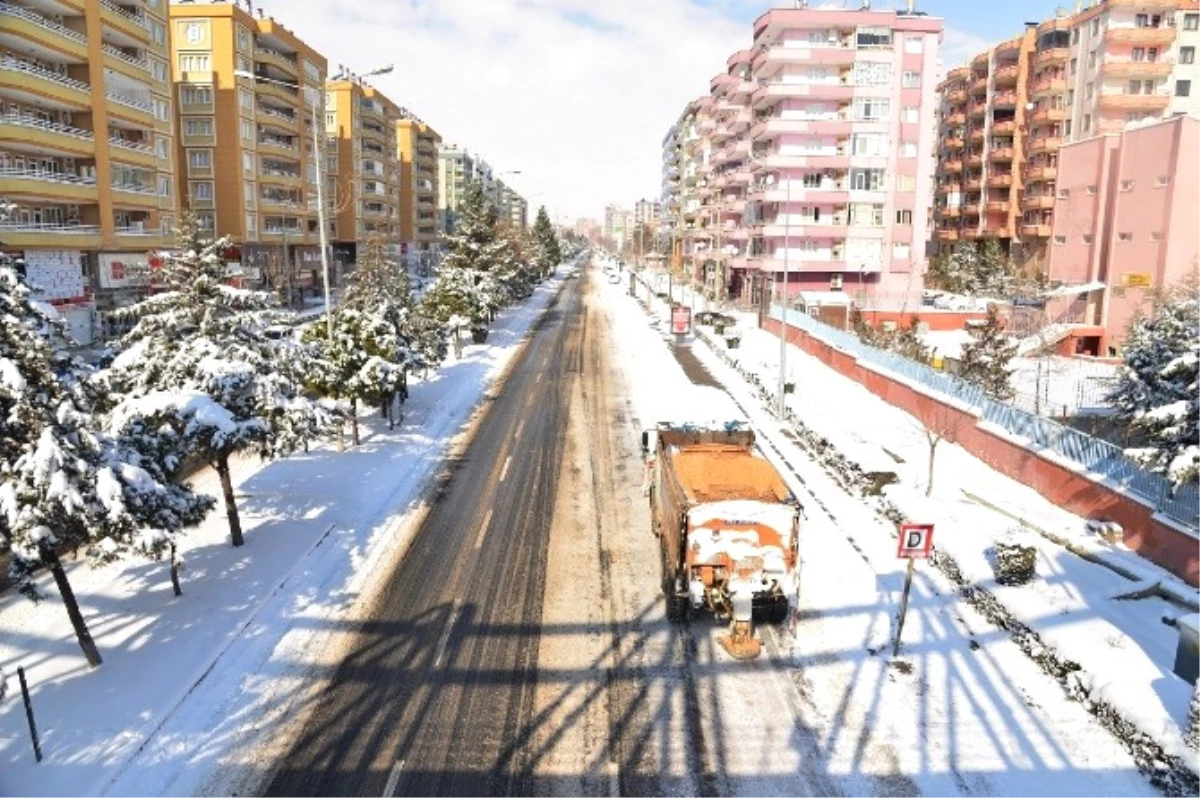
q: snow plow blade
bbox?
[718,619,761,660]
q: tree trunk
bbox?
[926,437,940,498]
[169,540,182,597]
[351,397,360,447]
[215,454,245,547]
[43,546,102,668]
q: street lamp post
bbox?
[234,65,392,339]
[769,172,791,418]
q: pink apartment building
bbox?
[1048,113,1198,355]
[734,6,943,307]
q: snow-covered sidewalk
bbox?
[632,268,1199,791]
[0,268,571,797]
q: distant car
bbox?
[608,273,622,285]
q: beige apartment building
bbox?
[396,117,441,254]
[0,0,177,343]
[169,1,328,296]
[325,78,403,266]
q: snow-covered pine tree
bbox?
[494,219,535,302]
[428,181,501,337]
[101,215,332,547]
[1107,279,1199,485]
[300,308,405,446]
[927,241,977,293]
[530,206,561,277]
[1,209,209,664]
[894,316,931,363]
[958,304,1018,400]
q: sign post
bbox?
[670,305,692,338]
[893,523,934,657]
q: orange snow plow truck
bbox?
[642,421,801,657]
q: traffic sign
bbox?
[897,523,934,559]
[671,305,692,335]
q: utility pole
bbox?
[715,189,725,306]
[777,172,791,418]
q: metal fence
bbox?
[768,304,1199,532]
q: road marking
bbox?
[524,393,534,409]
[474,508,494,551]
[535,373,543,385]
[383,759,405,797]
[515,420,525,438]
[500,455,512,483]
[433,602,461,668]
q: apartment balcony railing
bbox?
[101,42,148,71]
[106,91,153,114]
[1104,25,1176,46]
[1101,59,1174,79]
[0,56,90,93]
[109,135,155,154]
[1,112,93,142]
[114,224,160,236]
[1031,76,1066,97]
[263,225,304,235]
[100,0,148,29]
[258,136,298,151]
[0,4,87,45]
[111,180,157,195]
[0,166,95,186]
[257,105,297,124]
[1098,90,1171,110]
[255,45,297,65]
[0,221,100,235]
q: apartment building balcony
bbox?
[1034,47,1069,66]
[995,37,1022,61]
[750,116,852,140]
[360,123,387,143]
[101,42,151,81]
[966,152,984,167]
[108,135,157,167]
[946,89,968,105]
[1030,105,1066,123]
[993,90,1018,109]
[0,220,101,248]
[961,202,981,216]
[257,135,299,157]
[111,179,158,207]
[944,111,967,126]
[257,105,300,132]
[0,56,90,108]
[106,90,154,125]
[0,166,97,202]
[968,102,987,119]
[99,0,150,44]
[1098,90,1171,111]
[1024,194,1055,210]
[970,74,989,94]
[942,159,963,174]
[1031,76,1067,97]
[936,182,962,195]
[967,125,985,142]
[114,223,163,246]
[964,174,983,190]
[751,80,854,108]
[944,136,965,150]
[0,4,89,62]
[254,46,298,78]
[752,151,850,171]
[936,229,960,242]
[1020,223,1052,238]
[1026,164,1058,181]
[1027,136,1060,154]
[755,256,853,274]
[993,65,1019,86]
[989,147,1015,162]
[1101,59,1174,79]
[259,193,303,211]
[0,113,94,158]
[992,119,1016,134]
[255,80,300,107]
[986,200,1011,213]
[752,43,856,73]
[259,166,302,187]
[1104,26,1176,47]
[1105,0,1179,7]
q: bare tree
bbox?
[912,400,971,497]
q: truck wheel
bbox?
[769,600,789,625]
[666,591,689,623]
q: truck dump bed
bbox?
[670,444,790,505]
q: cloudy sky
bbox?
[261,0,1056,223]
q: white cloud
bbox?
[253,0,748,222]
[938,26,991,79]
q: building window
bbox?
[855,26,893,49]
[893,242,911,259]
[1118,232,1133,241]
[904,36,923,54]
[1082,114,1091,133]
[1054,235,1067,244]
[181,84,212,105]
[1177,80,1192,97]
[236,54,252,74]
[853,98,891,121]
[246,213,257,234]
[244,180,255,208]
[155,135,169,159]
[189,181,213,201]
[850,168,886,191]
[1088,49,1096,68]
[154,98,170,122]
[150,58,168,83]
[902,71,921,88]
[1184,13,1199,31]
[1120,179,1134,191]
[236,24,251,53]
[1063,119,1072,136]
[239,88,253,110]
[1083,234,1093,244]
[1087,185,1097,195]
[902,106,919,123]
[1151,231,1163,241]
[1182,47,1196,65]
[150,19,166,45]
[241,119,254,141]
[1086,81,1094,99]
[1155,175,1170,187]
[184,118,213,137]
[900,141,917,157]
[1090,18,1100,35]
[895,209,913,225]
[896,174,915,191]
[1058,188,1070,199]
[187,149,211,171]
[1072,28,1080,45]
[1069,57,1077,76]
[178,53,210,72]
[195,213,215,232]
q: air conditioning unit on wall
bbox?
[830,273,843,290]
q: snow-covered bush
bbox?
[530,206,561,276]
[1107,279,1199,486]
[958,304,1018,401]
[1188,684,1199,751]
[990,527,1039,586]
